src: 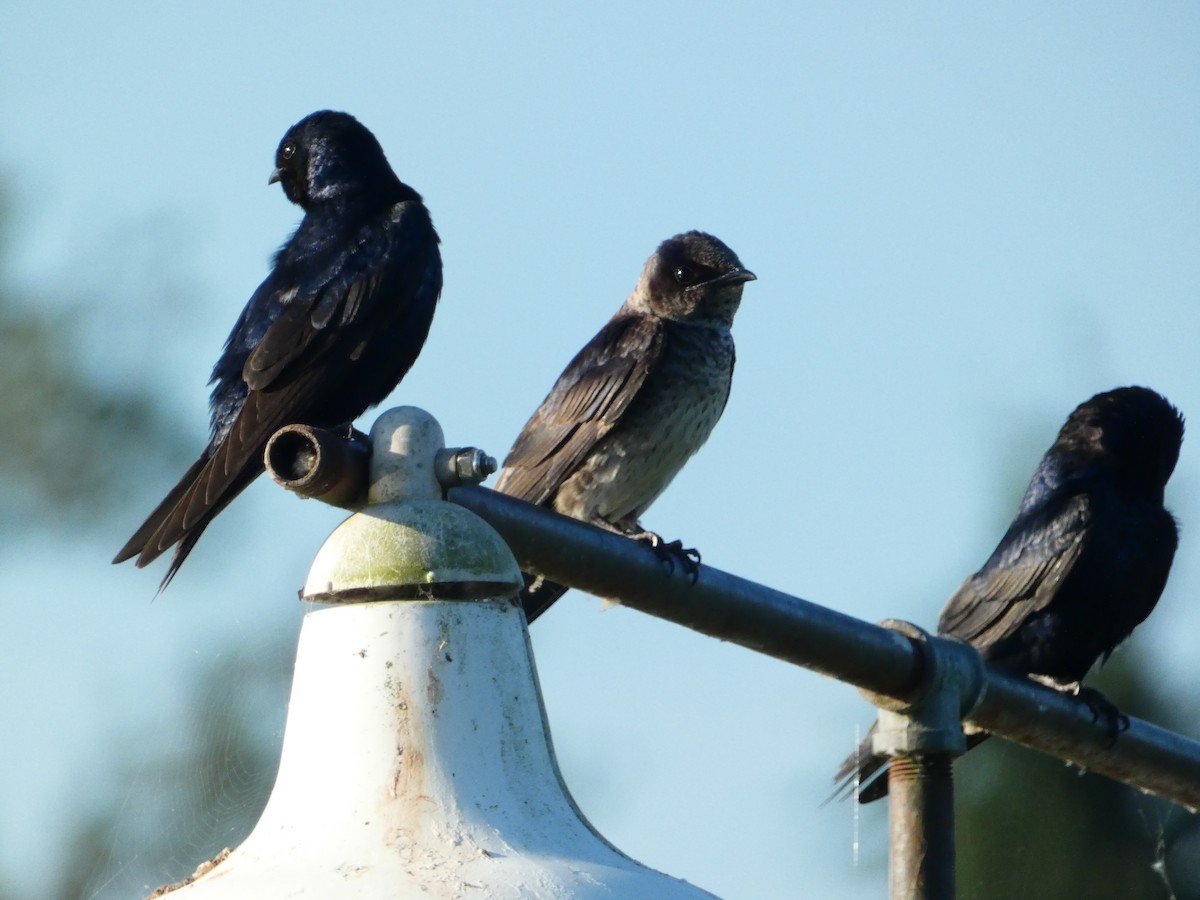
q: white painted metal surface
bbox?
[156,407,719,899]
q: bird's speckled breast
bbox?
[555,320,735,526]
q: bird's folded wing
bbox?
[496,313,664,504]
[242,200,434,392]
[937,493,1091,646]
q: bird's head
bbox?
[269,110,400,210]
[1062,386,1184,496]
[634,231,756,325]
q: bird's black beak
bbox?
[268,168,283,186]
[714,269,756,287]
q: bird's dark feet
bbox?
[626,528,702,583]
[1076,686,1129,747]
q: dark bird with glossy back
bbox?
[493,231,755,623]
[834,386,1183,802]
[114,110,442,587]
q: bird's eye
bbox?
[281,142,297,161]
[674,265,695,285]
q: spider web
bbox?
[69,636,297,900]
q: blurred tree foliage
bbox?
[956,646,1200,900]
[0,178,234,900]
[0,184,187,528]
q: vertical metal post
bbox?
[888,754,956,900]
[862,621,988,900]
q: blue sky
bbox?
[2,3,1198,897]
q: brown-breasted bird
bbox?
[114,110,442,588]
[834,386,1183,802]
[493,230,754,623]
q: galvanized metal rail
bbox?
[265,422,1200,900]
[450,485,1200,900]
[447,485,1200,811]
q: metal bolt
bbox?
[435,447,498,488]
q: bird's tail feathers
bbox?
[112,452,212,566]
[113,437,261,589]
[828,725,891,805]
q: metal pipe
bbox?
[968,667,1200,809]
[265,423,497,508]
[863,622,982,899]
[257,424,1200,811]
[447,484,925,696]
[447,485,1200,811]
[888,755,955,900]
[265,425,370,508]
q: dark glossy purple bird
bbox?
[115,111,442,587]
[493,231,754,623]
[835,386,1183,802]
